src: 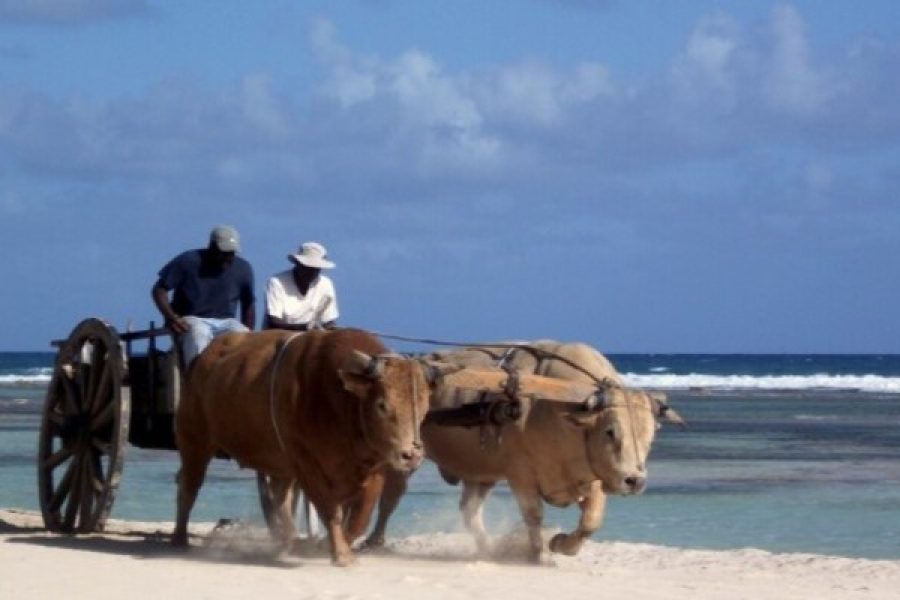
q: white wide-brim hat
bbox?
[289,241,335,269]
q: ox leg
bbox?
[549,481,606,556]
[319,502,354,566]
[460,481,494,557]
[267,477,298,553]
[173,452,212,547]
[364,467,409,548]
[343,470,385,546]
[508,482,546,563]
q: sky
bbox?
[1,0,898,353]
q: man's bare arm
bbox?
[151,281,188,333]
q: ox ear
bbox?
[648,392,686,428]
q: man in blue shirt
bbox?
[151,225,256,365]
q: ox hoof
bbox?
[526,549,554,566]
[548,533,581,556]
[171,534,190,549]
[363,534,385,549]
[332,553,356,567]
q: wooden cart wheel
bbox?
[37,318,130,533]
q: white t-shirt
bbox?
[265,270,339,326]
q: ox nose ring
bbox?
[402,444,424,462]
[624,475,646,490]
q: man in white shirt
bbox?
[265,241,339,331]
[263,241,339,540]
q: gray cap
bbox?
[209,225,240,252]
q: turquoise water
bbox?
[2,352,899,559]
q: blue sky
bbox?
[1,0,898,352]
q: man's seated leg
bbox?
[209,318,249,339]
[180,316,214,366]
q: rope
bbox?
[411,369,421,446]
[366,330,611,389]
[269,332,305,454]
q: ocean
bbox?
[2,351,899,560]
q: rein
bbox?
[268,332,305,454]
[411,369,421,447]
[367,331,611,388]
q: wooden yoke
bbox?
[434,365,601,406]
[424,364,607,428]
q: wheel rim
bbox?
[38,318,130,533]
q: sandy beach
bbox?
[2,509,898,600]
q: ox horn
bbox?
[648,392,686,428]
[418,359,463,386]
[345,350,383,379]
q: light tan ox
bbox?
[172,328,433,566]
[359,341,684,562]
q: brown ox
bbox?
[172,328,431,566]
[357,341,683,562]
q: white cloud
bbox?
[0,8,897,204]
[763,4,830,116]
[667,11,743,117]
[388,50,482,132]
[309,19,619,174]
[476,60,613,126]
[684,14,738,88]
[311,22,504,172]
[237,74,289,137]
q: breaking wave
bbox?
[0,368,52,386]
[622,372,900,393]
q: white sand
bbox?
[2,508,898,600]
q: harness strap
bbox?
[411,370,421,446]
[269,332,305,454]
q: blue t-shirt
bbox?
[157,249,255,319]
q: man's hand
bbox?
[166,316,189,334]
[152,281,189,334]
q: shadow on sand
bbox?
[0,512,315,568]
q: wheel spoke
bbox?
[45,409,65,430]
[90,449,105,493]
[91,436,112,456]
[60,372,81,416]
[90,401,115,433]
[79,454,95,528]
[51,454,79,514]
[43,445,75,471]
[85,346,97,411]
[89,359,112,417]
[86,343,109,414]
[62,455,86,531]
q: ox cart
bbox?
[37,317,607,535]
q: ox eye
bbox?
[605,427,616,442]
[376,398,388,414]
